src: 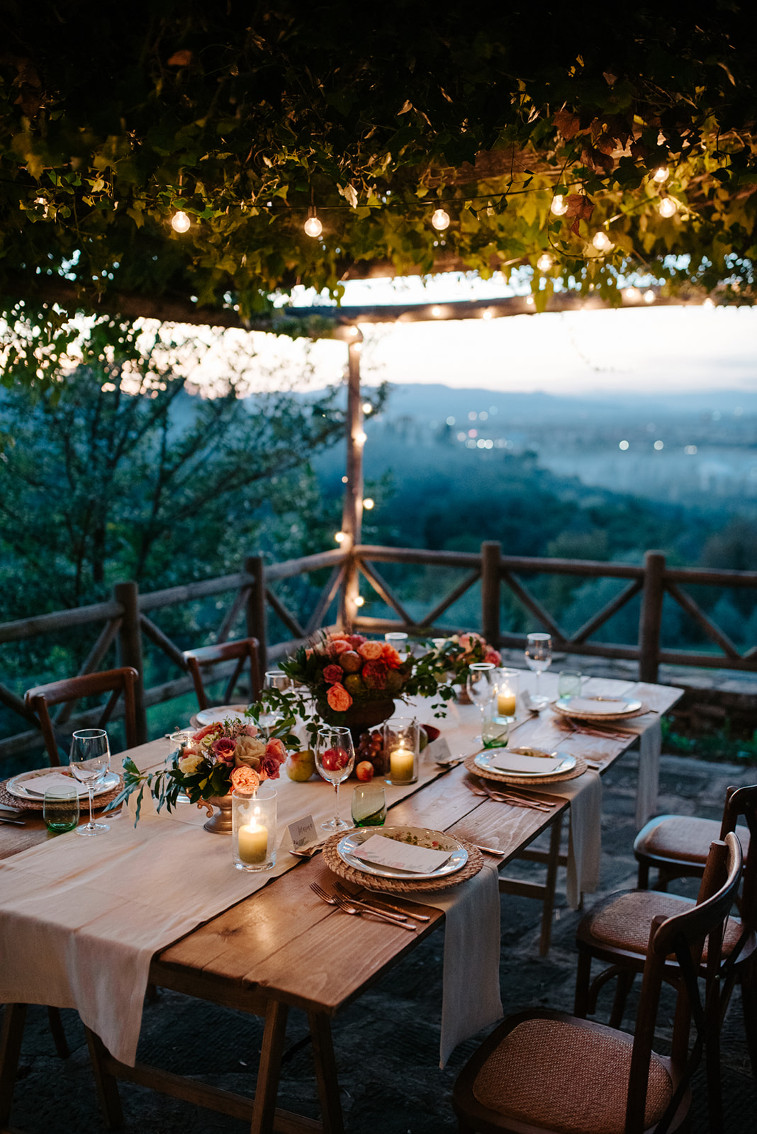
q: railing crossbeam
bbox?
[500,570,565,641]
[216,586,250,644]
[266,588,306,641]
[305,566,345,638]
[421,569,482,628]
[55,617,123,727]
[571,580,643,645]
[139,614,188,671]
[665,582,742,661]
[356,560,413,625]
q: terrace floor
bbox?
[5,748,756,1133]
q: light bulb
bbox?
[354,595,365,607]
[658,197,677,218]
[623,287,642,303]
[592,230,613,253]
[431,207,450,231]
[362,402,373,414]
[536,252,554,272]
[334,531,346,544]
[171,210,191,233]
[362,497,375,510]
[652,166,670,184]
[644,289,656,304]
[482,308,494,320]
[430,305,445,319]
[550,194,568,216]
[354,430,367,446]
[304,212,323,238]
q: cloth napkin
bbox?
[400,856,503,1068]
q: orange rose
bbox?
[358,640,383,660]
[231,765,260,794]
[381,644,402,668]
[327,683,353,712]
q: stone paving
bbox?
[4,749,756,1133]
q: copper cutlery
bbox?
[334,881,430,922]
[310,881,417,930]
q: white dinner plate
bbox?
[474,748,577,778]
[553,696,643,722]
[194,705,249,727]
[5,768,121,802]
[336,825,468,881]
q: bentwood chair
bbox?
[574,785,757,1123]
[634,783,753,891]
[25,667,139,767]
[453,834,742,1134]
[183,637,262,710]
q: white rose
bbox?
[178,752,204,775]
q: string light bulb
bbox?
[355,595,365,607]
[171,210,191,233]
[334,531,346,544]
[536,252,554,272]
[431,207,450,231]
[658,196,677,218]
[550,194,568,216]
[644,289,656,304]
[591,230,613,253]
[304,206,322,238]
[362,498,375,510]
[652,166,670,184]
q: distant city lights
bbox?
[684,445,698,455]
[653,440,664,450]
[619,440,630,450]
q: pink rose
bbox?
[327,683,353,712]
[362,659,388,689]
[347,634,367,649]
[484,647,502,665]
[231,765,260,793]
[260,754,282,780]
[323,663,344,684]
[212,736,237,765]
[241,723,258,738]
[265,737,286,763]
[358,640,383,660]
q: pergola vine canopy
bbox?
[1,1,756,330]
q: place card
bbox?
[287,814,318,850]
[426,736,451,764]
[352,833,452,874]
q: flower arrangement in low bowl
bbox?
[114,704,300,824]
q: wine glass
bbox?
[314,726,356,831]
[466,662,496,717]
[69,728,111,836]
[258,670,290,737]
[524,633,552,709]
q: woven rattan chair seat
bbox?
[638,815,751,864]
[472,1016,672,1134]
[584,890,744,958]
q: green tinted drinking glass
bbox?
[43,785,80,833]
[351,783,387,827]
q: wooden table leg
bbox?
[307,1011,345,1134]
[539,812,563,957]
[0,1003,26,1130]
[249,1000,288,1134]
[85,1026,124,1130]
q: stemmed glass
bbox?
[69,728,111,837]
[524,633,552,709]
[314,726,356,831]
[258,670,291,737]
[466,662,496,718]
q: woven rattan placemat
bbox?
[464,753,586,787]
[0,775,123,813]
[322,831,484,893]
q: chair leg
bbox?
[609,970,636,1029]
[539,813,563,957]
[574,948,592,1017]
[47,1005,70,1058]
[739,957,757,1078]
[637,858,651,889]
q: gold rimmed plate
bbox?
[474,748,577,779]
[5,767,121,802]
[336,825,468,882]
[553,696,644,722]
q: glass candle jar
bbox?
[232,785,277,872]
[493,668,519,722]
[383,717,419,785]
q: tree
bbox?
[0,1,755,346]
[0,316,360,612]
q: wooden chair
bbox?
[634,783,753,891]
[453,834,742,1134]
[183,637,262,710]
[25,667,139,767]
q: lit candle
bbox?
[390,744,415,783]
[497,691,517,717]
[237,817,268,864]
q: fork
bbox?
[334,881,431,922]
[469,778,553,812]
[310,882,417,930]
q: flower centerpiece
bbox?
[114,704,300,824]
[270,631,455,742]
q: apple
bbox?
[355,760,375,782]
[286,749,316,782]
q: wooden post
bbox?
[481,541,502,647]
[114,581,147,744]
[339,334,364,630]
[639,550,666,683]
[245,555,268,674]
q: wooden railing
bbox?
[1,542,755,766]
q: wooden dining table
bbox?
[0,674,682,1134]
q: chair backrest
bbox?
[625,832,743,1134]
[182,637,262,710]
[25,667,139,766]
[720,783,757,933]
